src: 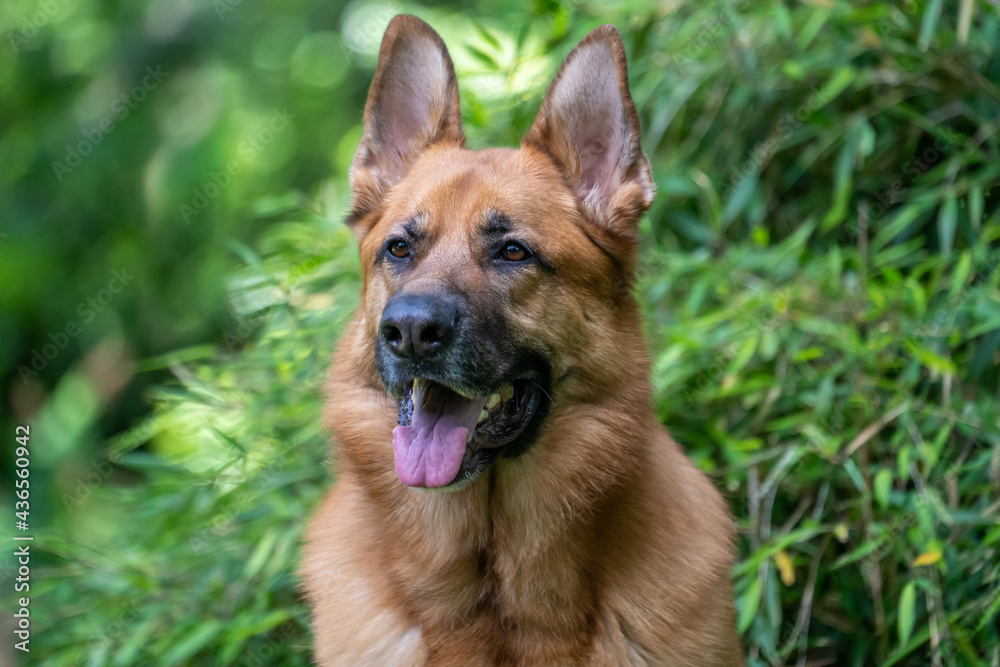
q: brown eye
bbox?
[387,239,410,258]
[500,241,531,262]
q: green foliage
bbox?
[27,216,360,665]
[5,0,1000,665]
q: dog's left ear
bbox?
[524,25,654,250]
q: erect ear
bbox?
[523,25,654,249]
[347,15,465,235]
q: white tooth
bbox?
[499,384,514,402]
[486,393,500,410]
[478,409,489,423]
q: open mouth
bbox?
[392,377,542,489]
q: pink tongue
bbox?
[393,382,486,488]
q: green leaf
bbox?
[692,169,723,233]
[722,171,757,228]
[918,0,944,51]
[732,526,824,576]
[112,616,160,666]
[843,458,868,495]
[858,117,876,158]
[874,468,893,509]
[817,66,857,106]
[472,22,501,51]
[726,333,760,377]
[898,581,917,647]
[832,538,883,569]
[466,45,500,69]
[795,6,832,53]
[903,340,957,375]
[937,194,957,258]
[821,126,860,231]
[242,527,280,580]
[870,199,935,254]
[227,609,297,641]
[949,251,972,296]
[969,184,984,230]
[772,0,792,39]
[227,238,280,288]
[162,621,223,666]
[896,445,913,479]
[514,22,531,51]
[974,586,1000,632]
[737,576,761,634]
[792,346,824,362]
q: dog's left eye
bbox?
[387,239,410,258]
[499,242,531,262]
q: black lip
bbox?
[468,378,541,450]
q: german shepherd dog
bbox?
[302,15,742,665]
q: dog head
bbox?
[342,15,654,490]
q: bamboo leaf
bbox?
[912,550,941,567]
[898,581,917,647]
[466,45,500,69]
[874,468,893,509]
[472,22,501,51]
[775,550,796,585]
[918,0,944,51]
[163,621,223,666]
[937,194,957,258]
[737,576,761,634]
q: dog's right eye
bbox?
[387,239,410,258]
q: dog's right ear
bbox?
[346,15,465,239]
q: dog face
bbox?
[344,16,654,490]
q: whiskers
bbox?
[527,378,554,404]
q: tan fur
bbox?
[302,15,742,666]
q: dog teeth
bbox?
[412,378,427,404]
[499,384,514,402]
[478,409,489,423]
[486,393,501,410]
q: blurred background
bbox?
[1,0,999,664]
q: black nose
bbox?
[379,294,457,361]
